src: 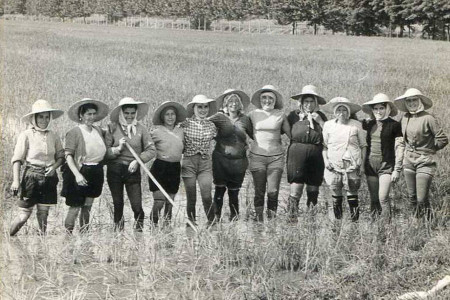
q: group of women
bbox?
[9,85,448,235]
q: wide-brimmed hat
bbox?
[362,93,398,117]
[215,89,250,111]
[291,85,326,105]
[394,88,433,112]
[21,99,64,123]
[152,101,187,125]
[110,97,149,122]
[186,95,217,117]
[251,85,283,109]
[68,98,109,123]
[322,97,361,114]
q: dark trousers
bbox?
[107,162,144,230]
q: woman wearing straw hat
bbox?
[105,97,155,231]
[361,93,402,221]
[248,85,290,222]
[9,100,64,236]
[179,95,218,226]
[322,97,367,222]
[287,85,327,221]
[62,98,109,234]
[208,89,253,222]
[149,101,187,226]
[394,88,448,219]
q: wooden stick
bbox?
[124,142,198,232]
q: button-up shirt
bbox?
[180,117,217,157]
[11,128,64,167]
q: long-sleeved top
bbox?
[180,117,217,157]
[399,111,448,154]
[362,118,403,171]
[323,119,367,169]
[65,125,106,169]
[208,112,253,159]
[287,110,327,145]
[11,128,64,167]
[248,109,285,156]
[105,122,155,164]
[150,125,184,162]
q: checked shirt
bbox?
[180,117,217,157]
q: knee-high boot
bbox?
[228,189,240,221]
[347,195,360,222]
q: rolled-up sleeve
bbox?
[430,117,448,151]
[54,135,65,161]
[64,128,78,158]
[139,126,156,163]
[11,131,28,164]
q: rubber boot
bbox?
[332,196,344,220]
[306,191,319,208]
[213,186,227,222]
[228,189,240,221]
[347,195,360,222]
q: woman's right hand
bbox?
[75,174,88,186]
[325,161,334,171]
[118,137,127,151]
[10,180,20,195]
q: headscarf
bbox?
[334,104,351,120]
[222,93,244,114]
[407,98,425,115]
[119,109,138,138]
[372,103,391,121]
[31,113,52,132]
[298,96,319,129]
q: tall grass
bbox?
[1,20,449,299]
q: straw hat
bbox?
[291,85,326,105]
[110,97,149,122]
[152,101,187,125]
[21,99,64,123]
[68,98,109,123]
[362,93,398,117]
[186,95,217,117]
[322,97,361,114]
[251,85,284,109]
[215,89,250,111]
[394,88,433,112]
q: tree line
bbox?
[1,0,449,40]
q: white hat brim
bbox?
[68,99,109,123]
[291,93,326,105]
[186,99,217,117]
[362,100,398,117]
[110,102,149,122]
[251,88,283,109]
[323,101,361,114]
[152,101,187,125]
[215,90,250,111]
[21,109,64,123]
[394,95,433,112]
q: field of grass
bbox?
[1,20,450,299]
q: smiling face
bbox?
[301,96,316,113]
[163,108,176,127]
[80,108,97,126]
[225,95,243,114]
[122,107,137,124]
[194,103,210,119]
[260,92,276,111]
[372,103,387,120]
[405,97,420,113]
[35,112,51,129]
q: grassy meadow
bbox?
[1,20,450,299]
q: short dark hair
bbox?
[79,103,98,117]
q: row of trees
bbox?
[2,0,449,40]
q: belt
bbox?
[25,164,46,174]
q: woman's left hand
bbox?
[45,165,56,177]
[391,170,400,183]
[128,160,139,173]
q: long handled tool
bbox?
[124,142,198,232]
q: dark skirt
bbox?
[18,165,58,208]
[287,143,324,186]
[61,163,104,207]
[149,159,181,194]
